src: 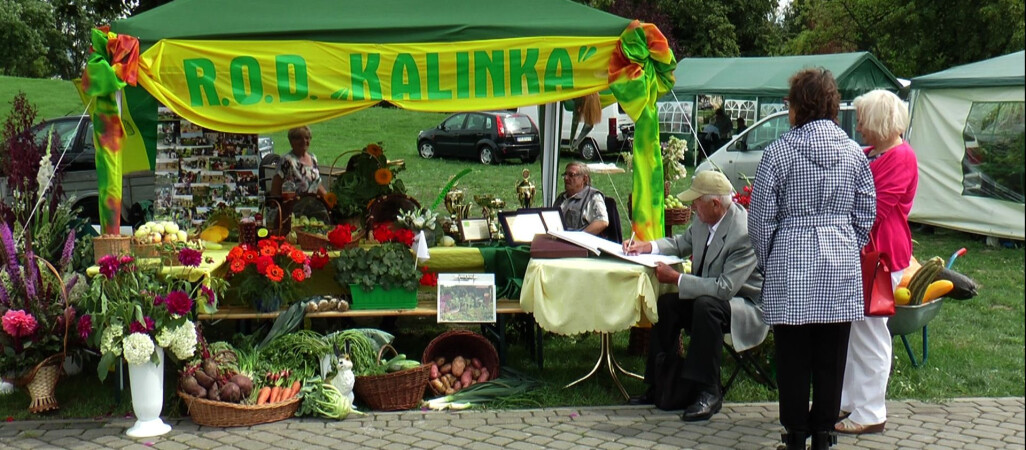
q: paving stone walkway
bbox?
[1,397,1023,449]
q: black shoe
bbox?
[627,391,654,405]
[680,391,722,421]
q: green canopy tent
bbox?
[660,52,902,138]
[907,51,1025,239]
[87,0,676,239]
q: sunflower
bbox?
[365,143,383,157]
[374,168,393,185]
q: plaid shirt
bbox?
[748,119,876,326]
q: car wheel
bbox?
[418,141,436,159]
[479,146,498,165]
[74,197,102,226]
[580,140,599,161]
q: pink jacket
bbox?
[865,141,919,271]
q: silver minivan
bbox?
[696,106,864,191]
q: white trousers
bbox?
[840,269,904,425]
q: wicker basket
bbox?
[353,345,430,411]
[421,330,500,397]
[92,235,131,263]
[665,206,692,226]
[295,230,332,251]
[131,242,160,258]
[179,391,301,427]
[8,353,64,414]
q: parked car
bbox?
[695,105,865,191]
[417,111,541,164]
[515,102,635,161]
[1,115,273,226]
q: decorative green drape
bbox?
[82,27,140,234]
[609,21,676,241]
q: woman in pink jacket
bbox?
[837,89,919,435]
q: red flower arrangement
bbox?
[733,185,753,209]
[225,236,317,309]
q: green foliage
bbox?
[0,0,55,77]
[333,243,420,293]
[329,144,407,218]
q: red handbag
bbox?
[861,241,895,317]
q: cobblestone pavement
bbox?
[1,397,1022,449]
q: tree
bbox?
[0,0,56,78]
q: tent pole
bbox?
[540,102,561,207]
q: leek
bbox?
[423,375,538,411]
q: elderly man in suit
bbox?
[623,170,765,421]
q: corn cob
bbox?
[907,256,943,305]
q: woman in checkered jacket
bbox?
[748,68,877,450]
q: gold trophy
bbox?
[444,186,472,235]
[473,194,506,239]
[516,169,536,209]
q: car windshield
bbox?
[503,115,534,132]
[34,119,80,152]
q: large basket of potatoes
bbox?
[421,330,499,397]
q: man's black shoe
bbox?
[680,391,722,421]
[627,392,654,405]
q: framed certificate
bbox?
[458,218,491,242]
[498,207,564,246]
[437,274,496,323]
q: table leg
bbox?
[565,333,642,400]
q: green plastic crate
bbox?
[349,284,418,310]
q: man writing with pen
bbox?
[621,170,765,422]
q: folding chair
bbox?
[720,299,776,396]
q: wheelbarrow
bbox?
[887,248,966,368]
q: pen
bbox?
[627,231,636,248]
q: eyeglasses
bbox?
[562,172,582,178]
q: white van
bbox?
[516,102,634,161]
[696,105,865,191]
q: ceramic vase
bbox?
[126,347,171,438]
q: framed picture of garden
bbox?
[437,274,496,323]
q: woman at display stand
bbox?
[270,125,330,230]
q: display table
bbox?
[86,248,230,314]
[520,257,676,399]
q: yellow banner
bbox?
[137,37,619,133]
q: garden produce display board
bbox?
[154,106,263,226]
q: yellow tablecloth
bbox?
[521,257,674,336]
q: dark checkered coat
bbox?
[748,119,876,326]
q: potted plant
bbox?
[77,247,226,437]
[224,236,318,312]
[0,223,78,414]
[329,143,407,218]
[334,223,421,310]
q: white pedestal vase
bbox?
[126,347,172,438]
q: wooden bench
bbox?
[197,298,543,368]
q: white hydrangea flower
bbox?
[100,325,124,357]
[155,326,174,348]
[170,321,198,360]
[123,332,155,365]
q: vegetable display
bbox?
[428,355,489,395]
[295,377,362,420]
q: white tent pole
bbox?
[540,102,561,207]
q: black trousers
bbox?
[774,322,852,434]
[645,293,731,393]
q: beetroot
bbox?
[194,370,215,389]
[229,374,253,397]
[220,382,242,403]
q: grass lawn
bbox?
[1,76,1023,420]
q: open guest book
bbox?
[547,230,685,268]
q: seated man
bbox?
[553,162,608,235]
[623,170,765,421]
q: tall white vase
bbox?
[126,347,172,438]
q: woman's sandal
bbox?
[835,417,886,435]
[838,410,851,421]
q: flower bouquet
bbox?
[329,143,407,218]
[77,248,224,380]
[1,223,78,413]
[334,223,421,310]
[396,207,441,247]
[225,236,316,312]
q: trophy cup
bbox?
[515,169,536,209]
[473,194,506,239]
[444,186,471,235]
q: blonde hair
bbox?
[853,90,909,141]
[287,125,312,141]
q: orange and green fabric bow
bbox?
[82,27,140,235]
[609,21,676,241]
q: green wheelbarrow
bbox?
[887,247,966,367]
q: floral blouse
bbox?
[275,152,322,194]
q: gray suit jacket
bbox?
[654,203,768,351]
